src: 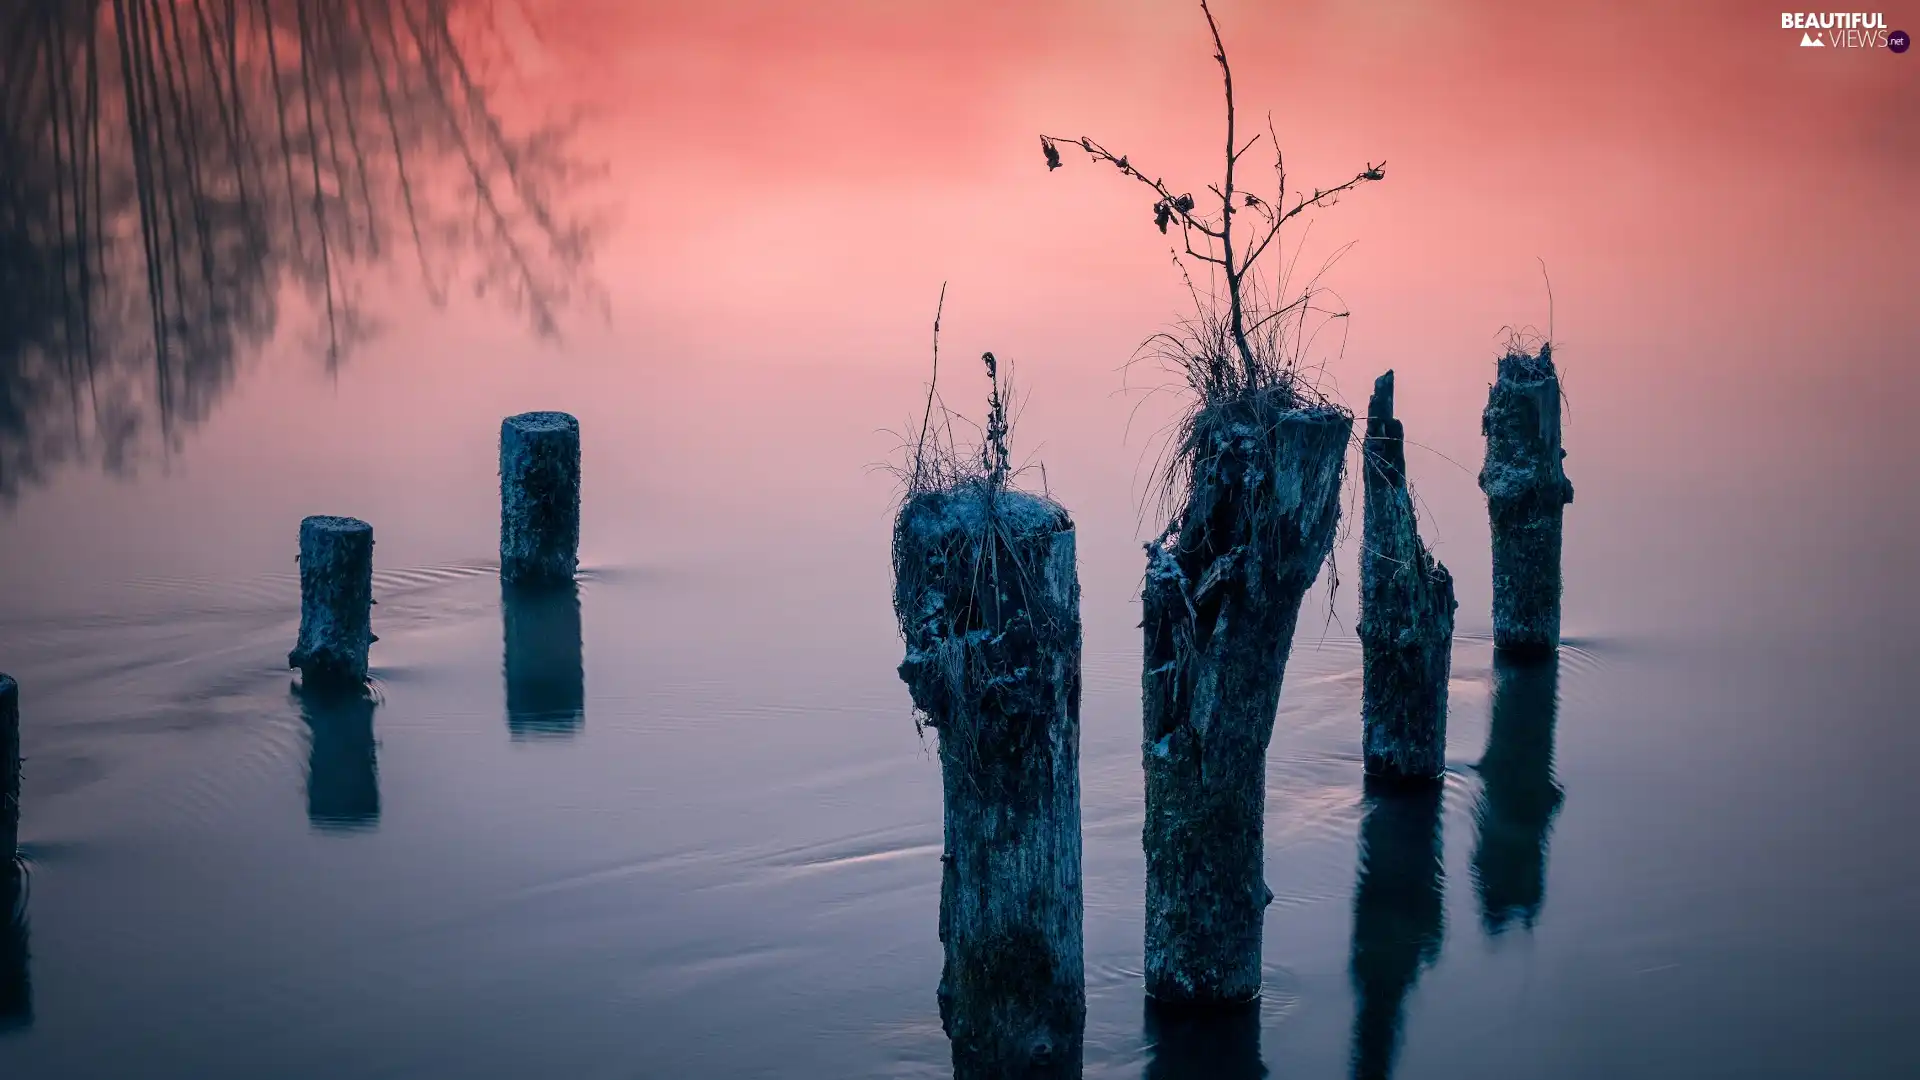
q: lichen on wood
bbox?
[1359,371,1456,782]
[288,515,376,690]
[1479,345,1573,657]
[500,411,581,585]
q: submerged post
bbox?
[1479,345,1574,657]
[1142,394,1352,1006]
[500,411,581,585]
[288,516,376,689]
[893,483,1085,1076]
[2,675,17,867]
[1360,371,1457,782]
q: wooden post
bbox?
[288,516,376,690]
[500,411,582,585]
[1142,398,1351,1006]
[1360,371,1457,781]
[1479,346,1574,657]
[503,582,585,738]
[893,484,1085,1076]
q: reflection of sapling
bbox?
[890,291,1085,1076]
[1042,0,1384,1006]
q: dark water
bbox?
[3,2,1918,1078]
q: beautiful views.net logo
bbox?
[1781,11,1909,50]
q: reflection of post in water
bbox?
[1471,653,1564,934]
[0,0,594,502]
[0,866,29,1033]
[1348,780,1444,1080]
[502,582,584,739]
[1145,998,1266,1080]
[296,686,380,831]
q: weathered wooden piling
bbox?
[1,675,17,869]
[298,688,381,831]
[1479,345,1574,657]
[1349,781,1445,1080]
[1472,652,1564,933]
[1360,371,1457,782]
[500,411,581,585]
[503,582,585,738]
[289,516,376,689]
[892,482,1085,1077]
[1142,394,1351,1006]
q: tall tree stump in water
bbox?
[288,517,376,690]
[1479,346,1573,657]
[500,411,581,585]
[1142,393,1351,1006]
[1,675,17,867]
[1360,372,1457,781]
[893,483,1085,1077]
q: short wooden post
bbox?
[288,516,376,689]
[500,411,582,585]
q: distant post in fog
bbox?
[500,412,582,585]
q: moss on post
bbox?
[288,516,376,691]
[893,482,1085,1077]
[500,411,581,585]
[1142,392,1351,1006]
[1360,371,1457,782]
[1479,346,1573,657]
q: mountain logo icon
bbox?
[1800,31,1824,46]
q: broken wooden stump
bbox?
[1360,371,1457,782]
[500,411,581,585]
[1142,392,1351,1006]
[1479,345,1574,657]
[892,481,1085,1076]
[1,674,17,868]
[288,516,376,690]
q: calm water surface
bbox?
[2,2,1916,1077]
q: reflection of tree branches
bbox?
[0,0,599,503]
